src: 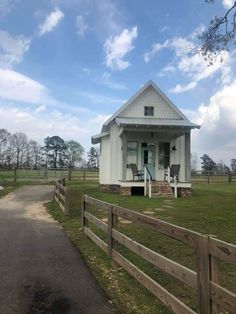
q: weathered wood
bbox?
[210,254,220,313]
[81,195,85,230]
[210,281,236,313]
[196,236,210,314]
[84,211,108,233]
[112,205,200,248]
[209,237,236,264]
[64,188,69,215]
[84,227,108,253]
[14,169,17,183]
[112,229,197,289]
[112,250,196,314]
[84,195,111,210]
[108,206,113,258]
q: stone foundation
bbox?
[178,187,193,198]
[109,184,120,193]
[120,186,131,196]
[99,184,110,193]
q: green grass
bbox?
[46,181,236,314]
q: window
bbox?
[159,142,170,169]
[127,141,138,165]
[144,106,154,116]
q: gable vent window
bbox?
[144,106,154,116]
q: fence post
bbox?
[81,195,88,230]
[83,168,85,181]
[14,169,17,183]
[61,177,65,186]
[210,253,220,313]
[207,171,210,184]
[68,168,72,181]
[196,235,210,314]
[228,171,232,183]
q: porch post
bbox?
[122,132,127,181]
[185,132,191,182]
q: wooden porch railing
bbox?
[81,195,236,314]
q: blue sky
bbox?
[0,0,236,165]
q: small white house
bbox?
[92,81,200,197]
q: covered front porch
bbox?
[119,125,191,183]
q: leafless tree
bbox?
[198,1,236,63]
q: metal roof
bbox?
[115,117,200,129]
[91,131,110,144]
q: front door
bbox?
[141,143,155,179]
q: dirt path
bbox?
[0,185,115,314]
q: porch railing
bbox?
[144,165,152,198]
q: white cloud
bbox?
[190,80,236,164]
[222,0,235,9]
[0,104,109,151]
[0,0,17,17]
[144,29,234,93]
[38,8,64,37]
[75,15,88,37]
[104,26,138,70]
[0,30,31,68]
[0,69,54,105]
[100,72,127,90]
[169,81,198,93]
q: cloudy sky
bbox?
[0,0,236,165]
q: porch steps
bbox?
[150,181,174,198]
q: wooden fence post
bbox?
[81,195,88,230]
[196,235,210,314]
[83,168,85,181]
[68,168,72,181]
[207,172,210,184]
[228,171,232,183]
[108,205,113,259]
[14,169,17,183]
[210,254,220,313]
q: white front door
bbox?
[141,143,155,179]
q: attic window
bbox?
[144,106,154,116]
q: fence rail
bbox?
[54,178,69,215]
[191,171,236,184]
[82,195,236,314]
[0,168,99,183]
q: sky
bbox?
[0,0,236,166]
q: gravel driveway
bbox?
[0,185,115,314]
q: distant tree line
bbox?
[199,154,236,174]
[0,128,99,170]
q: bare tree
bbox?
[198,1,236,63]
[12,132,28,168]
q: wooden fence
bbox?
[54,178,69,215]
[81,195,236,314]
[0,168,99,183]
[191,171,236,184]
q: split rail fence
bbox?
[81,195,236,314]
[54,178,69,215]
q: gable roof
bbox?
[102,80,195,130]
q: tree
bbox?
[12,132,28,168]
[87,147,99,169]
[66,140,84,168]
[216,161,230,174]
[198,1,236,62]
[28,140,42,169]
[231,159,236,172]
[44,136,67,168]
[200,154,217,173]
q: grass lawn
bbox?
[47,181,236,314]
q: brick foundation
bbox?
[99,184,110,192]
[120,186,131,196]
[178,187,193,198]
[109,184,120,193]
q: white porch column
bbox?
[122,132,127,181]
[185,132,191,182]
